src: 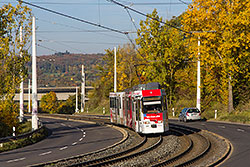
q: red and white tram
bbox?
[110,82,169,134]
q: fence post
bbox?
[13,127,16,136]
[103,107,105,115]
[172,108,175,117]
[215,110,217,119]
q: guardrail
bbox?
[0,124,45,143]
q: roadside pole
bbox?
[81,65,85,113]
[76,86,79,113]
[28,79,31,113]
[197,36,201,111]
[19,26,24,122]
[114,47,117,93]
[32,16,38,130]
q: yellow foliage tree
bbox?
[182,0,250,111]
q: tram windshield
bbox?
[143,101,162,113]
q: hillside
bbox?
[26,52,104,87]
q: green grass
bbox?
[218,111,250,124]
[0,126,49,153]
[17,121,32,135]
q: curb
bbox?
[169,118,250,126]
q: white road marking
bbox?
[218,126,226,128]
[7,157,26,163]
[201,123,206,126]
[60,146,68,150]
[68,125,72,128]
[83,134,86,138]
[39,151,52,156]
[81,129,84,132]
[72,142,77,146]
[237,128,245,132]
[61,123,66,126]
[79,138,83,142]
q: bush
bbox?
[0,100,18,137]
[40,91,58,114]
[57,94,80,114]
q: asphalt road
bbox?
[0,117,123,167]
[170,119,250,167]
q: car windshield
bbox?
[187,108,200,113]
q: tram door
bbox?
[133,99,141,133]
[118,93,124,125]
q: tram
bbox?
[110,82,169,134]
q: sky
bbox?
[1,0,191,56]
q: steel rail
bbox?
[151,128,193,167]
[68,135,148,167]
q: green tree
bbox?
[57,94,80,114]
[0,2,32,137]
[0,3,32,100]
[87,44,139,110]
[40,92,58,114]
[136,10,188,108]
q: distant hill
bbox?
[26,52,104,87]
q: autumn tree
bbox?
[0,2,32,100]
[0,2,32,136]
[87,44,139,110]
[136,10,188,108]
[182,0,250,112]
[40,92,58,114]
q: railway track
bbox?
[32,114,231,167]
[152,124,211,167]
[73,135,162,167]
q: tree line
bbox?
[89,0,250,116]
[1,1,250,137]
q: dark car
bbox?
[178,107,201,122]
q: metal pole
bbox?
[114,47,117,93]
[196,36,201,111]
[76,86,78,113]
[28,79,31,113]
[81,65,85,113]
[19,26,24,122]
[32,16,38,130]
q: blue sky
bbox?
[1,0,190,55]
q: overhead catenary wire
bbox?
[1,2,190,5]
[36,43,59,53]
[17,0,128,35]
[106,0,190,34]
[36,18,130,40]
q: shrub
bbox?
[0,100,18,137]
[40,91,58,114]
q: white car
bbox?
[179,107,201,122]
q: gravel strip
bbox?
[192,130,228,167]
[111,134,181,167]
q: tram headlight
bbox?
[144,121,150,124]
[158,121,162,123]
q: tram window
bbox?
[116,99,120,115]
[143,103,162,114]
[110,97,116,108]
[162,96,167,110]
